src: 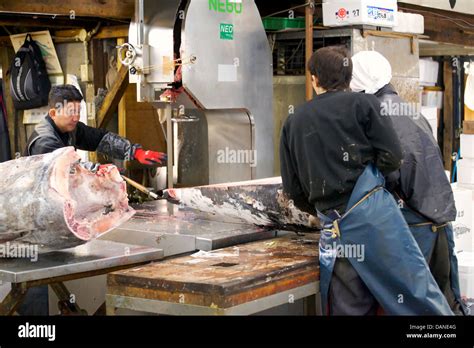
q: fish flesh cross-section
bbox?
[0,147,135,251]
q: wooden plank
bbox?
[107,235,319,308]
[123,86,167,152]
[52,29,87,40]
[0,0,134,19]
[362,30,417,40]
[91,39,106,93]
[0,46,24,157]
[110,256,316,294]
[463,121,474,135]
[117,38,126,138]
[54,26,129,40]
[108,267,318,308]
[96,64,129,129]
[443,62,454,172]
[95,25,129,39]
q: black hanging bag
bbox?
[9,34,51,110]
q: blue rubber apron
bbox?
[402,207,468,315]
[318,164,453,315]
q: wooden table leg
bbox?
[0,283,28,315]
[50,282,88,316]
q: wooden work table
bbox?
[106,233,320,315]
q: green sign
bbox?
[209,0,242,14]
[220,23,234,40]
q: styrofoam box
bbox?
[392,12,424,34]
[421,107,438,141]
[461,134,474,159]
[451,184,473,253]
[458,159,474,186]
[457,251,474,300]
[323,0,398,28]
[419,59,439,87]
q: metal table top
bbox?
[0,239,163,283]
[100,201,281,257]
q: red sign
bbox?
[336,8,348,19]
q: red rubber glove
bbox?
[134,148,167,165]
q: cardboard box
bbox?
[322,0,398,28]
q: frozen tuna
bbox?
[0,147,135,251]
[163,177,320,231]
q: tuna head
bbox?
[0,147,135,252]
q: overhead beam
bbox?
[0,0,134,19]
[94,25,129,39]
[53,26,129,40]
[97,64,129,129]
[0,25,128,47]
[0,17,91,28]
[420,43,474,57]
[423,16,474,48]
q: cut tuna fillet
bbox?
[163,177,320,231]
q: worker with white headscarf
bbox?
[351,51,468,315]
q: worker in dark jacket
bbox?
[280,46,403,315]
[19,84,166,316]
[351,50,467,315]
[25,84,166,169]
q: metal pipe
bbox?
[166,104,174,214]
[305,1,315,101]
[166,105,173,190]
[138,0,145,48]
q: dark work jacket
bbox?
[25,116,136,161]
[376,84,456,224]
[280,90,403,214]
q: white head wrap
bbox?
[351,51,392,94]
